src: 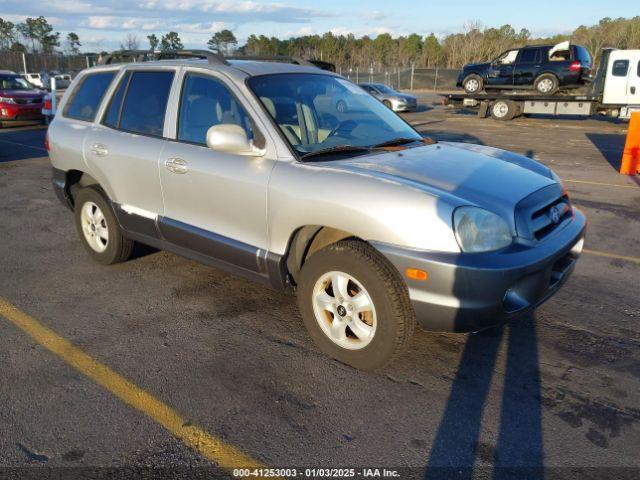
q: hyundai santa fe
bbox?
[47,52,586,370]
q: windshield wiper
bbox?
[370,137,423,148]
[300,145,372,161]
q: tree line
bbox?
[1,15,639,69]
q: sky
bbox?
[0,0,635,52]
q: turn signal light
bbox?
[406,268,428,281]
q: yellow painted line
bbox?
[584,248,640,265]
[563,179,637,189]
[0,297,264,470]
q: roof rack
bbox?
[227,55,335,72]
[98,49,228,66]
[97,49,334,71]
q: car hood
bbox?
[316,141,556,222]
[0,89,43,97]
[463,62,490,71]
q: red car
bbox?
[0,73,45,126]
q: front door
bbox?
[628,55,640,106]
[487,49,518,86]
[158,71,276,267]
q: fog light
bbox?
[571,238,584,255]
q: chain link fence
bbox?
[342,67,461,91]
[0,52,97,74]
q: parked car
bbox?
[358,82,418,111]
[53,73,72,89]
[48,53,585,370]
[0,72,45,126]
[458,41,593,94]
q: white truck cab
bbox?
[603,49,640,110]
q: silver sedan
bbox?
[358,82,418,112]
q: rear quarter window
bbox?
[63,71,116,122]
[573,46,592,65]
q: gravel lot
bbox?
[0,93,639,479]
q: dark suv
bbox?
[457,43,592,95]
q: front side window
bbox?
[248,73,423,158]
[612,60,629,77]
[63,71,115,121]
[118,71,174,136]
[496,50,519,65]
[178,73,254,145]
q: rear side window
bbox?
[63,72,115,121]
[518,49,538,64]
[612,60,629,77]
[118,71,174,137]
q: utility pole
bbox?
[22,52,27,74]
[410,63,414,90]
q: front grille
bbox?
[515,184,571,242]
[530,195,572,240]
[14,97,43,105]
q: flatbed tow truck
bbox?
[442,48,640,121]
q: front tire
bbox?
[297,240,415,370]
[463,74,484,94]
[74,187,134,265]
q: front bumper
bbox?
[391,99,418,112]
[374,209,586,332]
[0,103,44,121]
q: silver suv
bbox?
[48,51,586,370]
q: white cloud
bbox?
[173,21,231,33]
[365,11,387,21]
[88,16,119,29]
[329,26,392,37]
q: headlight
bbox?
[0,96,16,104]
[453,206,513,253]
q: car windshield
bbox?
[0,75,35,90]
[248,73,422,159]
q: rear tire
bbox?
[463,74,484,94]
[490,100,518,121]
[534,74,558,95]
[297,240,415,370]
[74,187,134,265]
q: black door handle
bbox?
[632,86,637,95]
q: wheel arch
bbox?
[284,225,363,285]
[59,169,101,208]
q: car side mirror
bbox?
[205,124,265,157]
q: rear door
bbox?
[513,48,540,86]
[603,51,633,105]
[83,67,177,234]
